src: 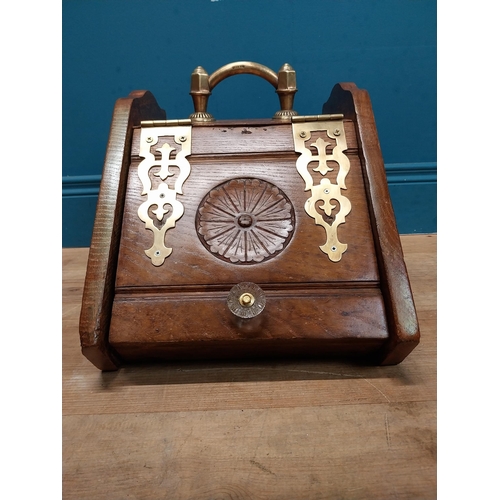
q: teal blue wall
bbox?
[63,0,436,247]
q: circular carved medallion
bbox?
[196,178,295,264]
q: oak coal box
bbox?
[79,62,419,370]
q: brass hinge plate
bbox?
[292,117,351,262]
[291,113,344,123]
[141,119,192,127]
[137,124,192,266]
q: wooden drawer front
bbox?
[109,288,388,361]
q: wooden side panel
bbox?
[323,83,420,364]
[78,90,166,370]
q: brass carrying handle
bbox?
[189,61,298,122]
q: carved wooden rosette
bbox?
[137,126,192,266]
[196,178,295,264]
[292,120,351,262]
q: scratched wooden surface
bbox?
[62,234,436,500]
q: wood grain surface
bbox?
[81,84,419,369]
[79,90,166,370]
[63,234,436,499]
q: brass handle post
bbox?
[189,61,297,122]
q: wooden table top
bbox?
[63,234,436,499]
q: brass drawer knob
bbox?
[227,282,266,319]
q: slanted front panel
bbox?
[109,118,386,361]
[114,121,379,288]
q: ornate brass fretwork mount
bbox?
[292,114,352,262]
[137,120,192,266]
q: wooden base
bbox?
[64,234,436,499]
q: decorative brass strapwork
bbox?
[292,115,351,262]
[137,122,192,266]
[189,61,297,122]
